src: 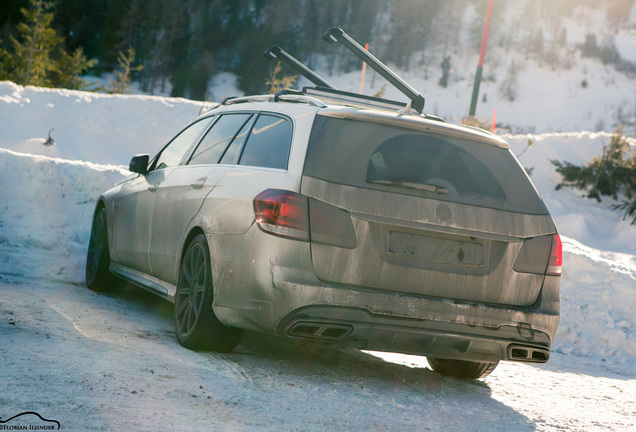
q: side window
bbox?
[188,114,252,165]
[153,117,214,171]
[219,116,256,165]
[239,114,292,169]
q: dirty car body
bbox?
[87,29,560,379]
[87,96,561,378]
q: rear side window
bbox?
[239,114,292,169]
[189,114,252,165]
[303,116,548,215]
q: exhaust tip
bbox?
[286,321,353,341]
[508,345,550,363]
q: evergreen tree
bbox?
[552,126,636,223]
[0,39,11,80]
[109,47,143,94]
[9,0,63,86]
[56,47,97,89]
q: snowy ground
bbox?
[1,81,635,431]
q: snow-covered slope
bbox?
[0,81,214,164]
[1,80,634,368]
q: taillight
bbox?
[514,234,562,276]
[253,189,357,248]
[546,234,562,276]
[253,189,310,241]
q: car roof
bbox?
[203,93,509,150]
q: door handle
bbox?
[191,177,207,190]
[148,182,161,192]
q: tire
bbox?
[86,206,117,292]
[427,357,499,379]
[174,234,243,352]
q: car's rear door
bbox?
[149,113,255,285]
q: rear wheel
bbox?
[174,234,243,352]
[86,206,117,292]
[427,357,499,379]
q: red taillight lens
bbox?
[253,189,357,248]
[514,234,562,276]
[253,189,310,241]
[546,234,562,276]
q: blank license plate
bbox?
[388,232,484,266]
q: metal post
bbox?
[469,0,494,117]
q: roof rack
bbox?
[263,45,335,89]
[322,27,425,114]
[303,87,407,111]
[221,91,328,109]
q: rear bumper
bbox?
[210,231,560,364]
[278,305,553,363]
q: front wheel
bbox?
[427,357,499,379]
[174,234,243,352]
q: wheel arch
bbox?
[180,226,207,268]
[92,197,107,215]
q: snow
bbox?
[1,79,635,431]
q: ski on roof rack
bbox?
[263,45,335,89]
[322,27,425,114]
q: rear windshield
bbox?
[303,115,548,215]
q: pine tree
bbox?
[56,47,97,90]
[109,47,143,94]
[0,39,12,80]
[552,126,636,223]
[9,0,63,86]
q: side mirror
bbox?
[129,154,149,175]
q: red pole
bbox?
[469,0,494,116]
[360,42,369,94]
[478,0,494,68]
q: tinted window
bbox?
[366,135,505,200]
[189,114,252,165]
[219,116,255,165]
[153,117,213,171]
[303,116,548,215]
[239,115,292,169]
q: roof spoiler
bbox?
[263,45,335,89]
[322,27,425,113]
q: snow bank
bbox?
[0,148,127,284]
[0,81,214,165]
[556,238,636,363]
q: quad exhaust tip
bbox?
[286,321,353,341]
[508,345,550,363]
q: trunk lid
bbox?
[300,113,556,307]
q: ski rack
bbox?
[263,45,335,89]
[322,27,425,114]
[260,31,441,120]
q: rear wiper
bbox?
[367,179,448,194]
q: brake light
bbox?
[253,189,357,248]
[513,234,562,276]
[546,234,562,276]
[253,189,310,241]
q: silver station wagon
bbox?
[86,29,561,379]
